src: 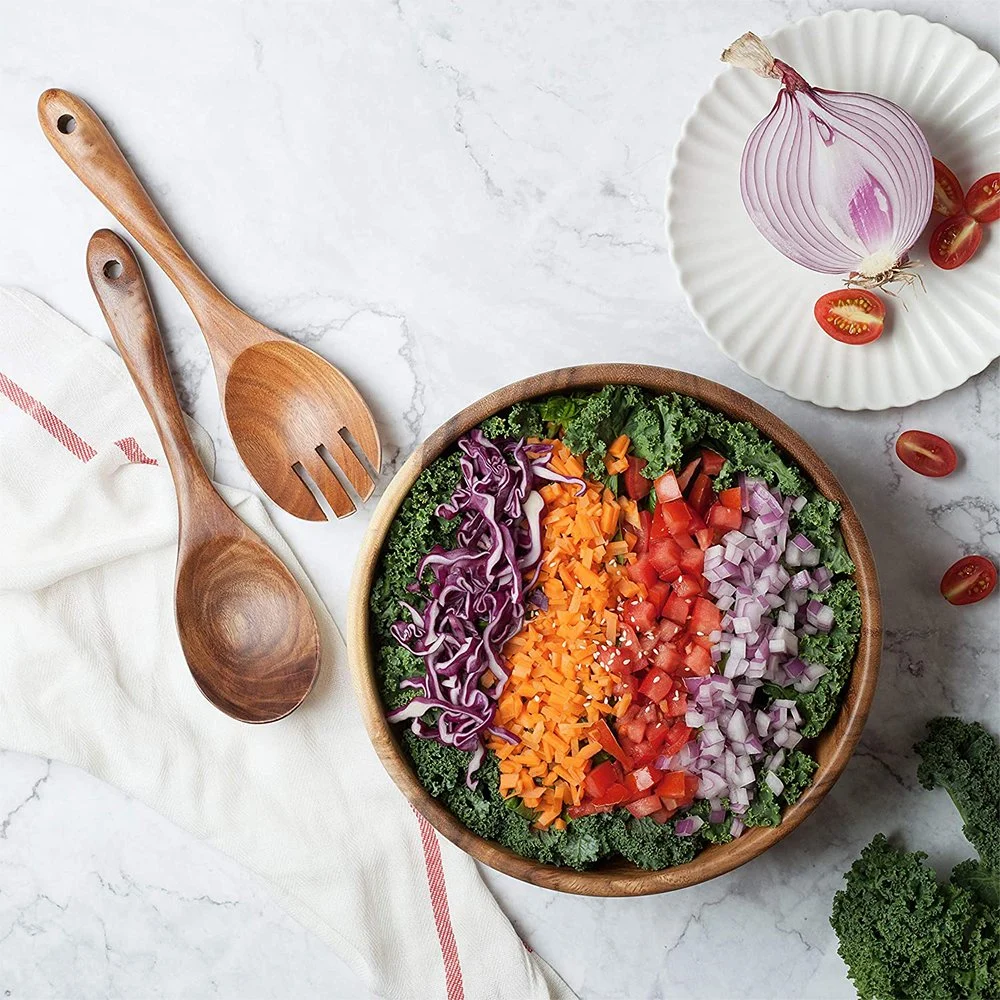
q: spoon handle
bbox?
[39,89,251,369]
[86,229,212,502]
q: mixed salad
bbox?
[370,386,862,870]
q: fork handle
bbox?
[86,229,212,502]
[39,89,249,369]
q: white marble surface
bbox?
[1,1,998,997]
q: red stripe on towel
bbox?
[413,807,465,1000]
[115,436,159,465]
[0,370,97,462]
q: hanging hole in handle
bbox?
[103,259,123,279]
[56,114,77,134]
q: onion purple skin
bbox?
[737,57,933,285]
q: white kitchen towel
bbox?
[0,287,575,1000]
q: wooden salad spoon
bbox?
[87,229,320,723]
[40,88,380,521]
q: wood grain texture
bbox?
[39,88,381,521]
[348,365,882,896]
[87,229,321,724]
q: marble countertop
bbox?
[1,1,997,997]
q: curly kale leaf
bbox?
[745,751,819,827]
[402,730,470,797]
[830,834,999,1000]
[606,814,700,869]
[916,717,1000,903]
[369,452,461,641]
[703,416,809,497]
[479,401,545,440]
[793,494,855,575]
[560,384,649,479]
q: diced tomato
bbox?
[638,702,660,724]
[672,531,698,551]
[620,718,646,744]
[656,498,693,535]
[695,527,715,550]
[659,796,679,811]
[625,794,663,819]
[623,598,659,634]
[656,619,684,644]
[646,581,670,615]
[567,801,609,819]
[623,765,661,800]
[699,448,726,475]
[649,807,677,824]
[592,782,629,807]
[638,667,673,702]
[634,509,652,555]
[648,536,683,575]
[676,458,701,493]
[663,591,690,625]
[673,574,701,599]
[627,739,659,767]
[584,760,621,799]
[623,456,651,500]
[690,596,722,635]
[683,773,700,799]
[718,486,742,510]
[654,470,682,502]
[597,644,631,675]
[656,770,688,799]
[684,644,713,676]
[664,691,688,718]
[679,547,704,575]
[626,555,660,589]
[589,719,631,766]
[653,644,683,673]
[645,718,672,750]
[708,504,743,531]
[661,723,692,757]
[687,472,714,515]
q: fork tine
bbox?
[344,410,381,476]
[322,435,375,500]
[300,452,355,518]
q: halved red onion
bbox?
[723,32,933,288]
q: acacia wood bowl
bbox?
[348,365,881,896]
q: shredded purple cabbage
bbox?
[387,431,582,787]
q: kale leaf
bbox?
[830,718,1000,1000]
[915,717,1000,905]
[793,494,855,575]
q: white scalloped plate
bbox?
[666,9,1000,410]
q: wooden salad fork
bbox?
[87,229,320,722]
[39,88,380,521]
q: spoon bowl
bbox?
[175,531,319,722]
[87,228,321,723]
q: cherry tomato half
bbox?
[964,172,1000,224]
[929,215,983,270]
[895,430,958,478]
[932,159,964,217]
[941,555,997,606]
[814,289,885,345]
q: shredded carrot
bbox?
[487,440,641,829]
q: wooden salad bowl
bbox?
[347,365,881,895]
